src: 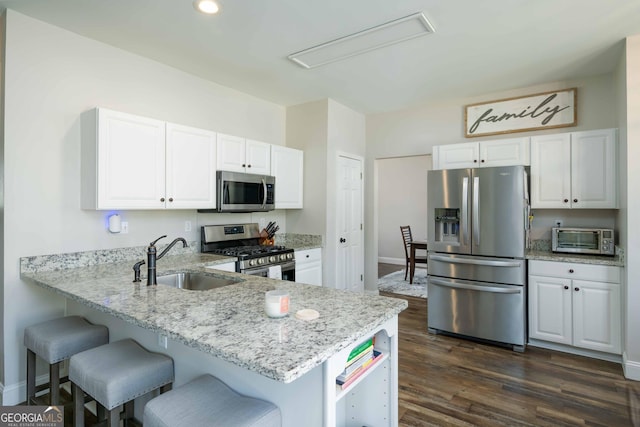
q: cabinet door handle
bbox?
[569,269,574,273]
[564,285,569,290]
[160,197,165,202]
[573,198,578,203]
[574,287,580,291]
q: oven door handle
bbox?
[245,261,295,276]
[262,178,267,208]
[429,277,522,294]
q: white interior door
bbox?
[336,155,363,292]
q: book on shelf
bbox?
[338,348,374,380]
[345,344,374,369]
[346,337,374,363]
[336,350,383,389]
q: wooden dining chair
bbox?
[400,226,428,281]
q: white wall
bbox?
[377,155,432,264]
[621,35,640,380]
[1,10,286,400]
[364,74,619,292]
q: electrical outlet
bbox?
[121,221,129,234]
[554,219,563,227]
[158,334,168,349]
[185,221,192,232]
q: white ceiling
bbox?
[2,0,640,114]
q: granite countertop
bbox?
[526,249,624,267]
[21,253,406,384]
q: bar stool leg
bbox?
[107,407,120,427]
[72,383,85,427]
[49,362,60,405]
[26,350,36,405]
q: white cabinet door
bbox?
[480,137,530,167]
[246,139,271,175]
[572,279,621,354]
[91,108,166,209]
[165,123,216,209]
[531,133,572,208]
[271,145,303,209]
[529,275,572,345]
[570,129,617,209]
[433,142,479,170]
[295,248,322,286]
[216,133,246,172]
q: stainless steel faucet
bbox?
[132,235,188,285]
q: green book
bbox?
[347,337,373,362]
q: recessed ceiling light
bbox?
[193,0,219,14]
[288,12,435,69]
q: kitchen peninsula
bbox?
[20,249,406,427]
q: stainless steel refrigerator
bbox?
[427,165,530,351]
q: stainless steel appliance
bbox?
[201,223,295,280]
[203,171,275,213]
[552,227,615,256]
[427,165,530,351]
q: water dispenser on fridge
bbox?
[434,208,460,244]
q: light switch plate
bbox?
[121,222,129,234]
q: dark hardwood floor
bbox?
[378,263,640,426]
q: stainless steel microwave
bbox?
[551,227,615,256]
[215,170,275,213]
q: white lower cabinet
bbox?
[295,248,322,286]
[528,260,621,354]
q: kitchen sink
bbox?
[156,272,239,290]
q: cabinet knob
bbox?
[569,269,574,273]
[248,164,252,168]
[473,159,478,163]
[574,287,580,291]
[169,198,174,202]
[339,238,346,243]
[563,199,569,203]
[481,159,485,163]
[564,285,569,290]
[306,255,310,258]
[573,198,578,203]
[160,197,165,202]
[242,164,246,168]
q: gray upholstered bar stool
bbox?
[24,315,109,405]
[69,338,174,427]
[144,374,281,427]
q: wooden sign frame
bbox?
[464,88,577,138]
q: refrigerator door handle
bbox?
[429,277,523,294]
[461,177,469,246]
[429,254,522,268]
[473,176,480,246]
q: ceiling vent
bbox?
[288,12,435,69]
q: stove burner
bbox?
[211,245,288,258]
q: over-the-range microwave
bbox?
[551,227,615,256]
[203,170,275,213]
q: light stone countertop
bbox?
[526,250,624,267]
[21,253,406,384]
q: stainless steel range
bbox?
[201,223,295,281]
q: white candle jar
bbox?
[265,290,289,318]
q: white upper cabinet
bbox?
[165,123,216,209]
[433,137,530,170]
[271,145,303,209]
[531,128,617,209]
[216,133,271,175]
[82,108,216,210]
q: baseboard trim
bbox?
[623,352,640,381]
[1,373,50,406]
[528,339,622,363]
[378,257,405,265]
